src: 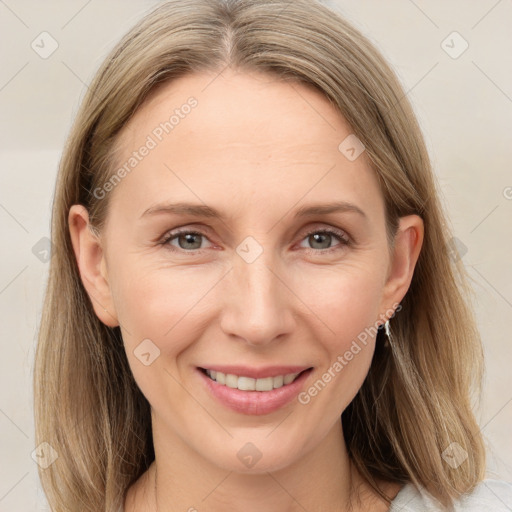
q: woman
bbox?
[33,0,512,510]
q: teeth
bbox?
[205,369,302,391]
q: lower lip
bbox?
[197,367,313,416]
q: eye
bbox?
[298,227,351,254]
[159,226,351,254]
[160,229,212,252]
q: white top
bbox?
[389,479,512,511]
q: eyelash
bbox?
[158,226,352,255]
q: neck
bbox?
[124,419,397,512]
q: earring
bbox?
[383,319,391,348]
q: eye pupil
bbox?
[179,233,202,249]
[309,232,331,249]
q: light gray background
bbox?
[1,0,511,509]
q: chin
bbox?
[201,436,305,475]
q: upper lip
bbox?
[199,365,313,379]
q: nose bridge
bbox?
[219,239,294,345]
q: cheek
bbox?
[295,260,385,336]
[294,265,384,409]
[111,248,385,369]
[110,258,230,383]
[112,251,386,347]
[110,264,210,410]
[112,265,203,345]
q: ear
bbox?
[68,204,119,327]
[378,215,424,319]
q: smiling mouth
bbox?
[199,367,312,392]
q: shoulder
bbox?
[389,478,512,511]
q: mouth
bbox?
[197,366,314,415]
[198,367,312,391]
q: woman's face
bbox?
[71,69,423,473]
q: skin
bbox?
[69,68,423,511]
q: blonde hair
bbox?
[34,0,486,510]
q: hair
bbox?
[34,0,487,510]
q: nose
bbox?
[219,247,296,347]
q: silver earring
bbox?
[383,319,391,348]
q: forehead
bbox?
[117,69,348,151]
[108,69,384,225]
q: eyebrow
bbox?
[140,201,367,220]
